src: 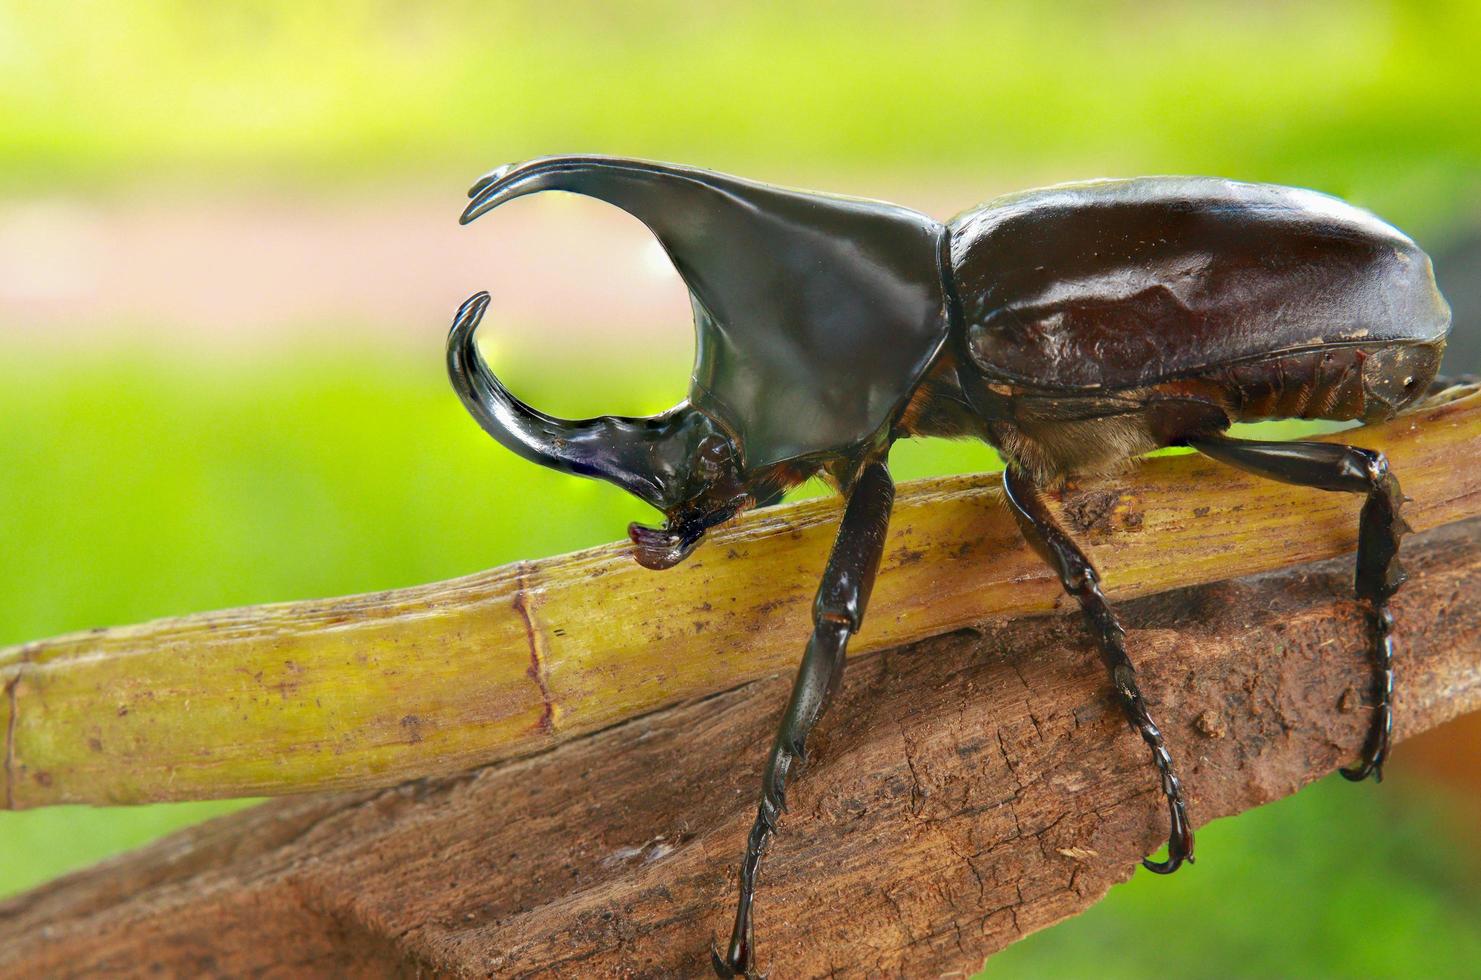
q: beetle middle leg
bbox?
[1002,465,1195,874]
[1186,434,1409,781]
[713,458,895,979]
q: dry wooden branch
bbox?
[2,387,1479,809]
[1,517,1476,977]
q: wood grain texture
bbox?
[0,517,1476,977]
[0,386,1477,809]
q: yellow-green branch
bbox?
[3,387,1478,810]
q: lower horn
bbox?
[445,291,673,508]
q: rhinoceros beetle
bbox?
[446,156,1451,977]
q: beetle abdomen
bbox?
[1161,339,1448,423]
[950,177,1451,400]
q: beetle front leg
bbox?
[1187,435,1409,781]
[713,459,895,979]
[1002,466,1194,874]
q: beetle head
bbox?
[450,156,946,568]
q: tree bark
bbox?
[1,517,1477,978]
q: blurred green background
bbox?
[2,1,1479,976]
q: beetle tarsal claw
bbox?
[709,942,731,978]
[708,939,738,978]
[1141,782,1194,874]
[709,938,764,980]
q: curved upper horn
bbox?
[445,291,680,509]
[461,155,721,227]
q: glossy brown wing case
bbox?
[949,177,1451,393]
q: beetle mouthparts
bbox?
[628,521,704,570]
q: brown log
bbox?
[1,517,1477,978]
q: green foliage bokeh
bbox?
[0,1,1477,236]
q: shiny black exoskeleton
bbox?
[446,157,1451,977]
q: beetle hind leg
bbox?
[1340,462,1405,783]
[1187,434,1408,781]
[1002,466,1194,874]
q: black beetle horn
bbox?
[461,155,948,471]
[446,291,681,509]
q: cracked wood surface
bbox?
[0,387,1478,810]
[0,518,1477,978]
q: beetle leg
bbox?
[1002,465,1194,874]
[1186,435,1408,782]
[713,459,895,980]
